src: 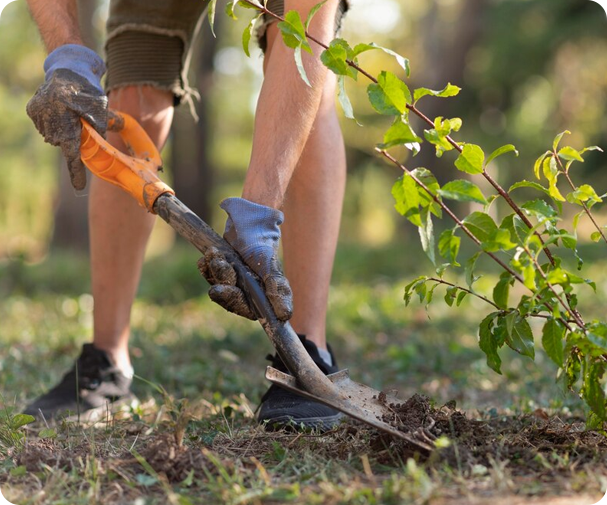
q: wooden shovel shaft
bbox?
[153,194,343,401]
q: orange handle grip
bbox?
[80,111,174,213]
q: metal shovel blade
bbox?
[265,367,434,451]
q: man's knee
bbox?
[108,85,174,126]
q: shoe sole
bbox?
[56,394,139,424]
[259,412,343,432]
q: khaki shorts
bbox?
[105,0,349,105]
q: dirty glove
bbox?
[198,198,294,321]
[27,44,108,190]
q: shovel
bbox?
[79,110,432,451]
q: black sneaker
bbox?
[258,335,343,431]
[23,343,137,422]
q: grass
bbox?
[0,243,605,504]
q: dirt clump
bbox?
[371,394,607,476]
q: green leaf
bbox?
[225,0,260,19]
[277,10,312,52]
[582,362,605,421]
[438,228,461,266]
[294,46,311,87]
[392,174,421,226]
[10,414,35,430]
[504,314,535,359]
[438,180,487,204]
[367,71,411,115]
[587,324,607,352]
[591,231,602,242]
[500,214,527,244]
[545,268,586,286]
[411,168,441,217]
[479,312,502,374]
[415,280,427,303]
[305,0,327,29]
[543,156,558,182]
[493,274,512,310]
[423,117,462,158]
[352,43,410,76]
[456,290,468,306]
[225,1,238,19]
[485,144,518,166]
[419,207,436,265]
[542,319,564,367]
[558,146,584,163]
[465,252,481,288]
[509,180,550,197]
[321,39,357,79]
[523,263,536,290]
[404,276,427,305]
[444,286,457,307]
[455,144,485,174]
[463,211,498,242]
[482,228,516,253]
[208,0,218,36]
[379,117,423,149]
[337,76,357,123]
[580,145,604,156]
[567,184,603,205]
[534,151,551,179]
[522,199,558,221]
[413,83,461,103]
[242,13,262,57]
[553,130,571,152]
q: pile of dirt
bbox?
[372,393,607,474]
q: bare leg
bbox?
[242,0,340,209]
[89,86,173,371]
[282,77,345,351]
[260,21,346,351]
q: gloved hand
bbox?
[27,44,108,190]
[198,198,294,321]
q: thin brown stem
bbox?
[378,149,523,282]
[245,0,582,331]
[427,277,576,324]
[523,244,586,331]
[427,277,500,309]
[380,148,578,333]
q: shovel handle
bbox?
[79,110,342,401]
[80,110,174,213]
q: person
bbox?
[23,0,348,430]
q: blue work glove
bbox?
[198,198,294,321]
[27,44,108,190]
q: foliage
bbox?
[227,1,607,427]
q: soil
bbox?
[373,393,607,475]
[11,395,607,502]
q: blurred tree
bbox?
[171,18,223,225]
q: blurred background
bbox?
[1,0,606,260]
[1,0,607,413]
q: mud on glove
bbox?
[27,44,108,190]
[198,198,294,321]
